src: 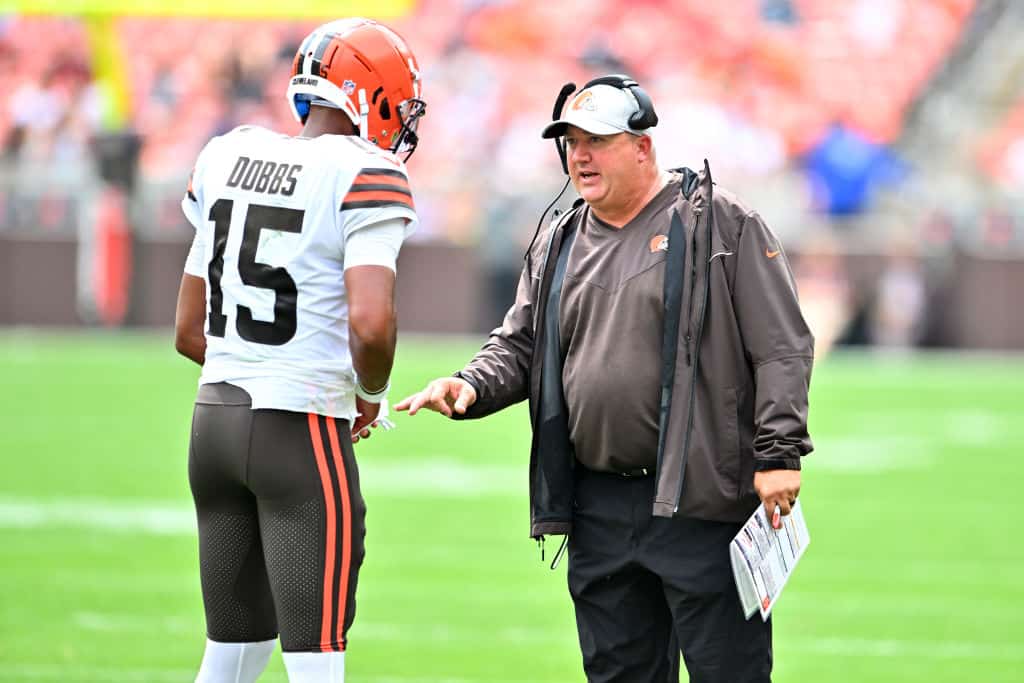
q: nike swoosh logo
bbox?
[766,249,780,258]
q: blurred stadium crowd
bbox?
[3,0,1024,347]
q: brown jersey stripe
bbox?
[341,188,415,209]
[325,416,352,652]
[352,174,409,190]
[340,199,416,212]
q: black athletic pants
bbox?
[189,382,366,653]
[568,468,772,682]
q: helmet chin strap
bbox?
[357,89,370,140]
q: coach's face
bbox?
[565,125,651,222]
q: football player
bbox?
[173,18,425,683]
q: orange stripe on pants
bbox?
[325,416,352,651]
[308,414,337,652]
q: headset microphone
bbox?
[524,81,577,268]
[552,82,577,175]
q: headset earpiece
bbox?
[626,85,658,130]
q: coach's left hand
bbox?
[754,469,801,528]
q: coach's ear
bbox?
[175,273,207,365]
[634,134,653,166]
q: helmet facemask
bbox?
[391,97,426,161]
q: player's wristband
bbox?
[355,378,390,403]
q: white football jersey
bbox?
[181,125,416,418]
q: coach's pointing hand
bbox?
[395,377,477,417]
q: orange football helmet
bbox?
[287,18,426,159]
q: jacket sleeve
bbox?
[454,260,537,419]
[732,211,814,469]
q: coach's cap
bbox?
[541,84,649,139]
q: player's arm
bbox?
[342,213,407,441]
[345,264,396,395]
[338,157,417,438]
[174,273,207,366]
[177,143,216,366]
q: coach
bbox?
[397,75,814,682]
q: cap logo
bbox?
[570,90,596,112]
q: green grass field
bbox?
[1,330,1022,682]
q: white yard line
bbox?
[797,636,1024,661]
[0,499,193,535]
[786,592,1020,622]
[72,611,194,635]
[0,459,525,535]
[808,408,1012,472]
[808,435,934,471]
[6,631,1022,683]
[62,611,1024,661]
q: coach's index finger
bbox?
[395,379,448,416]
[394,393,416,412]
[395,386,432,415]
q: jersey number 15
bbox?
[206,198,303,346]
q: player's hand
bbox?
[351,396,381,443]
[754,469,801,529]
[394,377,477,417]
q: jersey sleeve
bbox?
[180,137,220,230]
[183,229,207,277]
[339,160,419,241]
[343,217,406,272]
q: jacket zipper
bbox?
[532,212,573,331]
[529,208,581,538]
[674,206,712,512]
[654,209,688,480]
[684,208,702,366]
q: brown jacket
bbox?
[456,163,814,538]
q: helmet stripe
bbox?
[309,34,335,77]
[302,30,325,76]
[297,30,319,77]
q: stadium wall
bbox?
[2,235,1024,349]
